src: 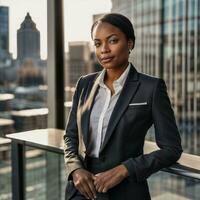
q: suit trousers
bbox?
[71,191,109,200]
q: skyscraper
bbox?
[0,6,9,63]
[111,1,200,199]
[67,41,92,87]
[17,13,40,62]
[111,0,200,155]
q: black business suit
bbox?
[64,64,182,200]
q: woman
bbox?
[64,13,182,200]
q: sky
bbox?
[0,0,112,59]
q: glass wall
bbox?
[0,0,47,199]
[149,171,200,199]
[0,0,113,199]
[111,0,200,199]
[1,0,199,199]
[111,0,200,155]
[63,0,112,118]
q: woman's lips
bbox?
[101,56,114,64]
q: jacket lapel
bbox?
[100,65,140,153]
[79,74,100,146]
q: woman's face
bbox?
[92,22,133,70]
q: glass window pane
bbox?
[0,0,47,199]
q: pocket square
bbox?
[129,102,148,106]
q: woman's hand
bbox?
[93,164,129,193]
[72,168,97,199]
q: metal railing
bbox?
[5,129,200,200]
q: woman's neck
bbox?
[104,63,129,83]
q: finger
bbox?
[78,187,89,199]
[82,191,90,199]
[82,183,94,200]
[95,173,101,176]
[103,177,119,191]
[97,184,105,193]
[88,181,97,199]
[94,180,98,187]
[79,184,91,199]
[100,182,108,193]
[98,176,114,193]
[102,188,107,193]
[94,179,101,192]
[95,178,106,193]
[94,176,105,192]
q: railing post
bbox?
[11,141,25,200]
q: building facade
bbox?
[112,0,200,156]
[111,0,200,199]
[17,13,41,62]
[0,6,10,65]
[67,41,93,86]
[0,6,9,57]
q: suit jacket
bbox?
[64,64,182,200]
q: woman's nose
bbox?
[101,43,110,54]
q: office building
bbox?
[0,93,14,112]
[11,108,48,132]
[111,0,200,155]
[111,1,200,199]
[0,118,14,136]
[17,13,41,62]
[17,59,44,86]
[0,6,9,58]
[16,13,47,87]
[0,6,10,66]
[67,41,92,86]
[0,94,14,136]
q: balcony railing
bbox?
[5,129,200,200]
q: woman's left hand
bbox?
[93,164,129,193]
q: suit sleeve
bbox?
[63,77,84,180]
[122,79,183,182]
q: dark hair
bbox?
[91,13,135,49]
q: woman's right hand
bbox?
[72,168,97,200]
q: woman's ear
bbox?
[128,40,134,50]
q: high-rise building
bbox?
[17,59,44,86]
[67,41,92,87]
[0,7,47,200]
[0,93,14,136]
[17,13,40,62]
[111,1,200,199]
[0,6,9,64]
[111,0,200,155]
[11,108,48,132]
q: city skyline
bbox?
[0,0,112,59]
[0,1,200,199]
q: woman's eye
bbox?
[109,38,118,44]
[94,42,100,47]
